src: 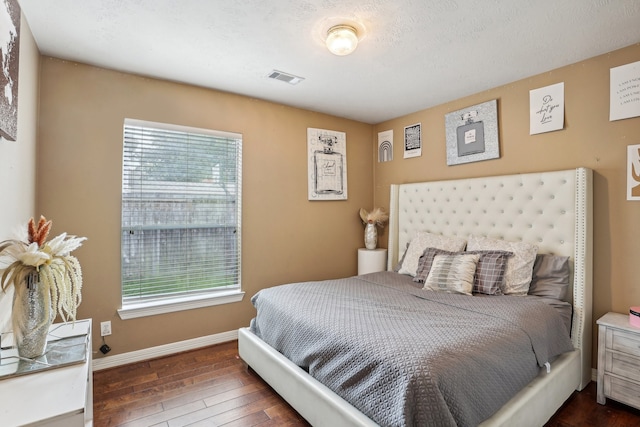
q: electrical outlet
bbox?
[100,321,112,336]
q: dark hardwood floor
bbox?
[93,341,640,427]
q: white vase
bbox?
[364,223,377,249]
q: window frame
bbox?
[118,119,243,320]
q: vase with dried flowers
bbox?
[359,207,389,250]
[0,216,86,358]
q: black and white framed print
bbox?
[307,127,347,200]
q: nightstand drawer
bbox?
[605,351,640,383]
[603,374,640,410]
[606,327,640,358]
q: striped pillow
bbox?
[423,254,480,296]
[415,248,512,295]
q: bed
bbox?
[239,167,593,426]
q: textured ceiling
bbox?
[17,0,640,124]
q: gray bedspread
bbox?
[249,271,574,427]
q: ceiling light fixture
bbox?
[325,25,359,56]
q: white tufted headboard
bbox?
[387,168,593,388]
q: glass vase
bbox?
[11,271,53,358]
[364,223,378,250]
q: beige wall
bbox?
[36,59,374,356]
[0,16,40,333]
[34,42,640,366]
[373,43,640,366]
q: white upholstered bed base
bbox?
[239,167,593,426]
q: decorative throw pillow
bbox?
[414,248,512,295]
[423,253,480,296]
[396,232,467,277]
[413,247,451,282]
[466,234,538,295]
[528,254,570,301]
[468,250,513,295]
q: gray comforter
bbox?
[250,271,574,427]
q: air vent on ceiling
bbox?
[268,70,305,85]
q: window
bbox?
[119,119,242,319]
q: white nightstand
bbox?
[358,248,387,275]
[0,319,93,426]
[596,312,640,410]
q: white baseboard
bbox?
[92,329,238,371]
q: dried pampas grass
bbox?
[0,216,86,322]
[359,207,389,227]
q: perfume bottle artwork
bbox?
[456,110,486,157]
[313,134,344,195]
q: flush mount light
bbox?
[325,25,359,56]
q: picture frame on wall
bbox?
[445,99,499,166]
[530,82,565,135]
[610,60,640,122]
[403,123,421,159]
[307,127,347,201]
[378,129,393,162]
[0,0,21,141]
[628,144,640,201]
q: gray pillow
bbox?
[528,254,570,301]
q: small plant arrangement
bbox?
[359,207,389,228]
[0,216,87,322]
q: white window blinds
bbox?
[121,119,242,305]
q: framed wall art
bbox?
[530,82,564,135]
[445,99,499,166]
[0,0,20,141]
[307,127,347,201]
[378,129,393,162]
[403,123,421,158]
[610,60,640,122]
[628,144,640,201]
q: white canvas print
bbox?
[610,61,640,121]
[307,128,347,200]
[530,82,564,135]
[378,130,393,162]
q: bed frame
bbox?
[239,167,593,427]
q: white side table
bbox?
[358,248,387,275]
[0,319,93,426]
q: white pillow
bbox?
[466,234,538,295]
[397,231,467,276]
[423,253,480,296]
